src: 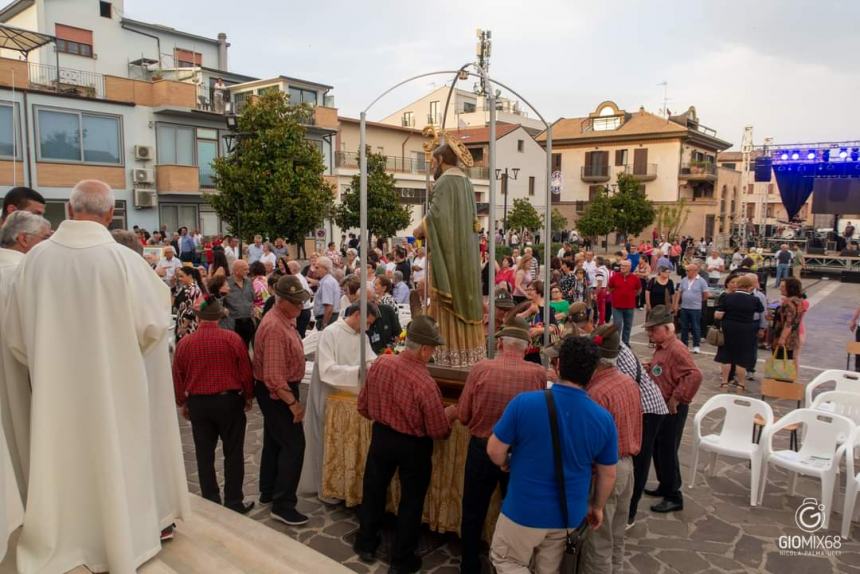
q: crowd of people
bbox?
[1,180,851,574]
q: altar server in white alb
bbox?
[2,180,190,574]
[301,302,378,501]
[0,209,51,561]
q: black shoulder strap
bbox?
[544,389,570,529]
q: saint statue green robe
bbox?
[424,167,485,367]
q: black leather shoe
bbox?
[352,542,376,564]
[651,499,683,513]
[388,560,422,574]
[227,502,255,515]
[643,488,663,497]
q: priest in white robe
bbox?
[0,211,50,561]
[1,180,189,574]
[300,302,378,499]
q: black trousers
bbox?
[637,278,648,308]
[652,404,689,504]
[234,317,256,348]
[255,381,305,514]
[460,436,509,574]
[297,308,312,339]
[356,423,433,570]
[187,392,247,508]
[629,413,665,520]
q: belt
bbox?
[189,390,242,397]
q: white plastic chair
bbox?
[689,394,774,506]
[805,370,860,407]
[758,409,855,528]
[812,391,860,426]
[839,427,860,538]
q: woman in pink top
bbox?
[248,261,270,320]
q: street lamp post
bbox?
[495,167,519,233]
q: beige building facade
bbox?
[539,101,735,242]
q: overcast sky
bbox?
[123,0,860,149]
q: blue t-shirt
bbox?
[493,385,618,529]
[679,276,708,310]
[628,252,641,270]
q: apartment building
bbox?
[539,100,737,241]
[379,85,544,134]
[0,0,339,234]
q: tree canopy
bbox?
[506,198,542,233]
[575,188,614,238]
[609,173,656,239]
[207,92,335,246]
[335,150,412,240]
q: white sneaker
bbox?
[692,346,701,354]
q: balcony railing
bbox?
[334,151,489,180]
[580,164,611,182]
[28,62,105,99]
[623,163,658,181]
[680,161,717,180]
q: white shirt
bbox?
[412,256,426,282]
[557,247,567,260]
[223,245,238,265]
[297,272,314,310]
[660,242,671,256]
[157,257,182,284]
[705,256,724,279]
[583,260,597,284]
[260,252,277,268]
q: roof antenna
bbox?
[658,81,669,119]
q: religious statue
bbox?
[413,128,485,367]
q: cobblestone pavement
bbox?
[178,277,860,573]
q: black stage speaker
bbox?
[754,157,773,182]
[841,271,860,284]
[806,247,826,255]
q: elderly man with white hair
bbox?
[2,180,189,573]
[312,255,340,331]
[156,244,182,287]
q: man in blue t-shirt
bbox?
[487,336,618,573]
[673,263,710,353]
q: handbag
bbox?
[706,326,725,347]
[765,346,797,381]
[544,390,589,574]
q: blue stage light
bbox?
[852,148,860,162]
[780,152,789,161]
[840,148,849,159]
[791,151,800,160]
[806,150,816,160]
[822,149,830,162]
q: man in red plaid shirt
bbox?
[354,316,454,573]
[172,295,254,514]
[581,323,642,573]
[450,316,547,574]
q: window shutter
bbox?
[55,24,93,45]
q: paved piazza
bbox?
[178,277,860,573]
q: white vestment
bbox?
[2,220,190,574]
[300,320,375,495]
[0,248,26,560]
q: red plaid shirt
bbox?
[358,351,450,439]
[587,366,643,457]
[253,305,305,397]
[647,336,703,404]
[456,348,547,438]
[172,322,254,406]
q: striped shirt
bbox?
[615,343,669,415]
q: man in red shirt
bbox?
[642,305,703,513]
[253,275,311,526]
[450,317,547,574]
[354,316,453,573]
[582,323,643,572]
[608,259,641,346]
[172,295,254,514]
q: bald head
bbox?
[232,259,249,278]
[68,180,114,225]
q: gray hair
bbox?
[0,210,50,247]
[404,340,423,351]
[393,270,404,282]
[599,356,618,368]
[500,336,527,351]
[69,180,114,216]
[316,255,333,272]
[111,229,143,256]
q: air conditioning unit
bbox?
[133,188,157,208]
[134,145,153,161]
[132,168,154,184]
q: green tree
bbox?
[506,198,542,233]
[207,92,335,248]
[548,207,568,234]
[609,173,656,240]
[576,188,614,239]
[335,150,412,241]
[656,198,691,241]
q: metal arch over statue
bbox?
[355,48,555,383]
